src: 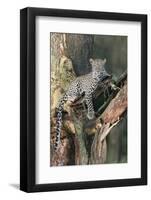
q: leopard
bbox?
[54,58,110,151]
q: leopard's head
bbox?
[89,58,111,80]
[89,58,106,71]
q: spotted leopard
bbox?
[54,58,110,151]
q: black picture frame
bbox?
[20,7,147,192]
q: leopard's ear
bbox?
[103,58,107,64]
[89,58,94,65]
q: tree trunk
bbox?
[65,33,94,75]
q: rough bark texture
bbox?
[50,33,76,166]
[65,33,94,75]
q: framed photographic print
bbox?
[20,7,147,192]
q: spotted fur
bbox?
[54,58,110,151]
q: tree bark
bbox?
[65,33,94,75]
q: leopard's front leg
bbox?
[85,94,95,120]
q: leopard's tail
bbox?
[54,93,68,151]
